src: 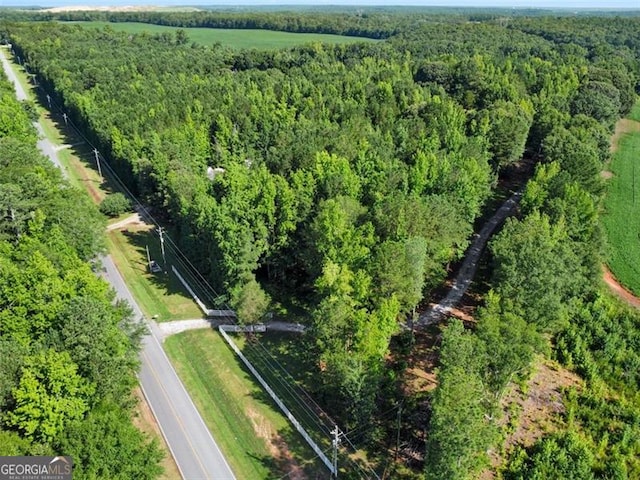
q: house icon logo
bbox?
[0,455,73,479]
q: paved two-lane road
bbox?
[100,256,235,480]
[2,47,235,480]
[0,48,65,172]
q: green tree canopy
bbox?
[6,349,94,443]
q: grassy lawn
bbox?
[106,226,203,322]
[603,111,640,295]
[630,102,640,122]
[68,21,379,49]
[164,329,326,479]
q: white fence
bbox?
[171,265,236,318]
[171,265,334,475]
[218,326,336,476]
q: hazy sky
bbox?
[1,0,639,9]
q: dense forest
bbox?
[1,9,640,478]
[0,63,163,476]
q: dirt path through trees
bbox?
[416,189,523,327]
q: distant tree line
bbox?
[1,11,639,478]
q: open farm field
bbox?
[68,21,379,49]
[603,110,640,295]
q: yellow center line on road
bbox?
[141,349,212,479]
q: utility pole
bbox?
[10,208,19,239]
[395,404,403,461]
[46,94,51,108]
[331,425,340,478]
[159,226,166,267]
[62,112,68,126]
[146,245,151,271]
[93,148,102,179]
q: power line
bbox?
[340,432,381,480]
[24,65,386,478]
[39,87,233,313]
[243,340,332,437]
[251,339,336,427]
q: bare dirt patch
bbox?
[499,360,581,467]
[66,152,103,203]
[501,360,581,450]
[401,329,441,395]
[480,360,581,478]
[131,387,182,480]
[387,328,440,469]
[601,170,614,179]
[603,265,640,309]
[610,118,640,153]
[245,407,306,480]
[107,212,144,231]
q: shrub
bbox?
[99,193,131,217]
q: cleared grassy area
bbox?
[106,226,203,322]
[69,21,378,49]
[630,102,640,122]
[164,329,325,479]
[603,114,640,295]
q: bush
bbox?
[99,193,131,217]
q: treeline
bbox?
[420,18,640,480]
[3,7,639,41]
[5,10,412,39]
[0,66,163,477]
[2,13,639,478]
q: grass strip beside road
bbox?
[106,226,203,322]
[9,55,205,322]
[164,329,324,479]
[603,108,640,295]
[234,333,331,446]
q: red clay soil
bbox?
[603,265,640,309]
